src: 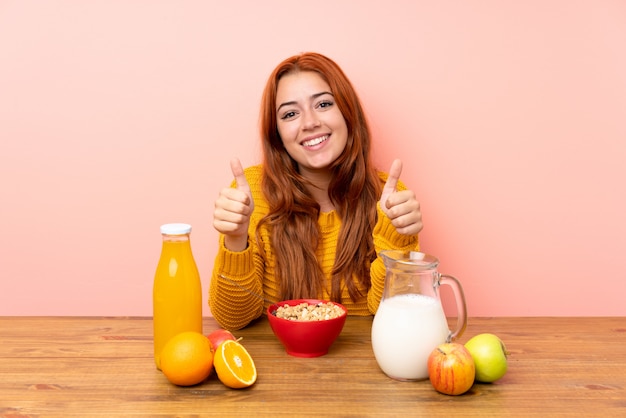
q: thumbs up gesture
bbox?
[213,158,255,251]
[379,159,423,236]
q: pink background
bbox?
[1,1,625,317]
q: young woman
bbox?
[209,52,422,330]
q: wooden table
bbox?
[1,316,625,417]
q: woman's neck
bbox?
[299,166,334,212]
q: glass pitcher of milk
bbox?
[371,251,467,381]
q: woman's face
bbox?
[275,71,348,177]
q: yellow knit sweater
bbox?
[208,165,419,330]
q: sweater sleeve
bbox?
[367,203,420,315]
[208,234,265,330]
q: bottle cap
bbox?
[160,223,192,235]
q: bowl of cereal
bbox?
[267,299,348,358]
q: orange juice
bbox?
[153,223,202,369]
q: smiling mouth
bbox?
[301,135,328,147]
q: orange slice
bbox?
[213,339,257,388]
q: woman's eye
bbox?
[280,111,297,120]
[317,100,333,109]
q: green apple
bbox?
[464,333,508,382]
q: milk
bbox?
[371,293,450,380]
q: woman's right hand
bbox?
[213,158,254,251]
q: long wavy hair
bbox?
[257,52,382,303]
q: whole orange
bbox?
[160,331,213,386]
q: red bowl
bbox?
[267,299,348,358]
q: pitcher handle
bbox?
[439,274,467,342]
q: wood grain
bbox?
[1,316,625,417]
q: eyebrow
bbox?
[276,91,334,113]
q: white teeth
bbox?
[302,135,328,147]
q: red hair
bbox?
[258,52,382,302]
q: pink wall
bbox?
[1,1,625,317]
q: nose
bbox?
[301,109,321,130]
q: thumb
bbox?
[382,159,402,195]
[230,158,250,192]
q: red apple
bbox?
[207,329,236,351]
[427,342,476,395]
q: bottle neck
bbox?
[162,234,190,243]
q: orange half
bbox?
[214,340,257,389]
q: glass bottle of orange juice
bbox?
[153,223,202,369]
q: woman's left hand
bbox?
[380,159,423,235]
